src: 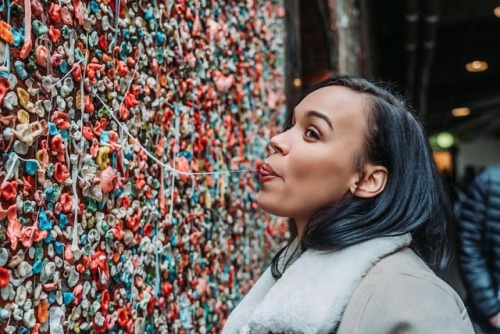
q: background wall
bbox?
[456,135,500,180]
[0,0,286,333]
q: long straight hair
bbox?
[271,75,453,279]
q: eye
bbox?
[305,128,320,140]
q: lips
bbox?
[260,163,280,182]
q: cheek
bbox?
[256,142,358,218]
[290,151,354,203]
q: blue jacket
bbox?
[458,165,500,327]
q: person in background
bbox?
[458,164,500,334]
[460,164,477,190]
[222,75,474,333]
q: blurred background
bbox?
[284,0,500,188]
[284,1,500,331]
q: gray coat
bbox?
[223,235,474,334]
[337,247,473,333]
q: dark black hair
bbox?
[271,75,453,279]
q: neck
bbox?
[294,217,308,239]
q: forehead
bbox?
[296,86,368,121]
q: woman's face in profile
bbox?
[257,86,369,222]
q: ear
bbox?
[349,164,388,198]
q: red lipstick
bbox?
[260,163,280,182]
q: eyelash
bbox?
[305,128,320,140]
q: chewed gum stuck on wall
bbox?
[0,0,288,333]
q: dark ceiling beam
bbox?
[452,110,500,134]
[405,0,419,104]
[417,0,440,122]
[404,0,440,123]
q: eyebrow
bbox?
[304,110,333,131]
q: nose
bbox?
[270,132,289,155]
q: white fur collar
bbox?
[222,234,412,334]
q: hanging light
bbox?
[494,6,500,18]
[465,60,488,73]
[293,78,302,87]
[451,107,471,117]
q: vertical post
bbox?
[285,0,302,115]
[405,0,420,107]
[418,0,440,123]
[358,0,374,75]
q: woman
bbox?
[222,76,474,334]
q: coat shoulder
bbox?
[337,248,475,334]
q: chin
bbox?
[256,192,289,217]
